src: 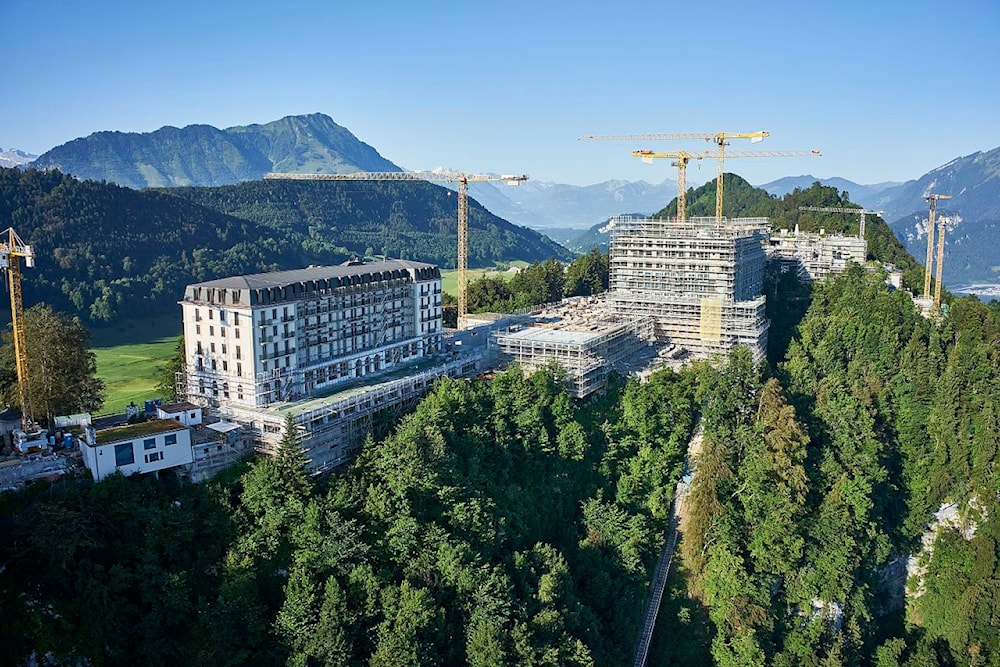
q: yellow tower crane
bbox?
[0,227,36,428]
[632,149,703,221]
[798,206,885,239]
[583,131,776,223]
[922,193,952,309]
[633,149,821,221]
[264,171,528,329]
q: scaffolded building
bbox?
[181,260,443,408]
[491,297,654,398]
[608,216,770,361]
[180,260,475,472]
[766,226,867,283]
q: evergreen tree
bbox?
[0,302,105,424]
[277,413,311,499]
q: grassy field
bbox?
[440,262,526,296]
[90,315,181,416]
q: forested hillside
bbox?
[0,168,568,324]
[683,267,1000,665]
[0,368,695,665]
[162,178,571,269]
[1,265,997,665]
[0,167,285,323]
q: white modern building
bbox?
[181,260,443,408]
[80,419,193,482]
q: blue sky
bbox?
[2,0,997,186]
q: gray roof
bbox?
[183,259,441,307]
[188,259,438,291]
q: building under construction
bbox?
[490,297,654,397]
[180,260,494,472]
[608,216,770,361]
[766,226,867,283]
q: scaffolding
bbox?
[213,354,486,473]
[608,216,770,361]
[491,298,655,397]
[766,227,867,283]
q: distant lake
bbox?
[953,284,1000,303]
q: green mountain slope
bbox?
[0,168,569,324]
[30,113,400,189]
[161,179,571,269]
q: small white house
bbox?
[157,402,204,426]
[81,419,193,482]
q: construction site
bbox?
[607,215,772,361]
[766,225,868,283]
[0,134,917,486]
[490,297,655,398]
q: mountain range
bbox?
[19,114,1000,289]
[0,148,37,168]
[29,114,399,189]
[879,147,1000,289]
[464,178,683,231]
[758,175,902,209]
[25,113,680,232]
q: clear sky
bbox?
[2,0,997,186]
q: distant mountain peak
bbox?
[29,113,400,189]
[0,147,38,168]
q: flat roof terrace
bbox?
[259,357,453,420]
[94,418,188,445]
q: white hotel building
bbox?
[181,260,443,408]
[179,260,453,471]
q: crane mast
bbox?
[264,171,528,329]
[632,149,821,221]
[583,131,826,224]
[922,193,951,302]
[0,227,35,428]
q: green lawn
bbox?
[90,315,181,416]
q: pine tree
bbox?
[276,413,311,498]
